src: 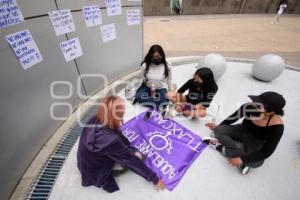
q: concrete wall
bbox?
[0,1,143,199]
[144,0,171,16]
[144,0,300,15]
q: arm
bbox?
[105,139,159,185]
[167,66,172,91]
[220,104,247,125]
[241,126,284,163]
[136,64,147,80]
[177,79,193,94]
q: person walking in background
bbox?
[272,1,288,24]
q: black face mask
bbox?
[250,111,262,117]
[151,58,163,65]
[248,105,262,117]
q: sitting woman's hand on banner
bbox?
[205,123,218,130]
[156,180,166,191]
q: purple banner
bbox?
[121,110,207,190]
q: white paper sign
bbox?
[100,23,116,43]
[0,0,24,29]
[106,0,122,16]
[127,9,140,25]
[48,9,76,36]
[6,30,43,70]
[83,5,102,27]
[60,37,83,62]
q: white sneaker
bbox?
[239,164,251,175]
[202,137,221,148]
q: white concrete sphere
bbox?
[197,53,227,80]
[252,54,285,82]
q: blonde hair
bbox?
[97,95,125,130]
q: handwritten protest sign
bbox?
[0,0,24,29]
[48,9,76,36]
[127,9,140,25]
[6,29,43,70]
[100,23,116,43]
[106,0,122,16]
[59,37,83,62]
[83,5,102,27]
[121,110,207,190]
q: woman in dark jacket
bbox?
[77,95,165,193]
[204,92,285,175]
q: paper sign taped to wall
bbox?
[127,9,140,25]
[0,0,24,29]
[60,37,83,62]
[6,29,43,70]
[48,9,76,36]
[83,5,102,27]
[106,0,122,16]
[100,23,116,43]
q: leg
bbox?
[153,88,168,110]
[213,124,248,158]
[135,85,156,109]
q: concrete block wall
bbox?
[144,0,300,15]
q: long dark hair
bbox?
[195,67,218,94]
[141,44,169,78]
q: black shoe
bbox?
[131,97,137,105]
[144,111,151,120]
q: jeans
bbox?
[135,85,168,110]
[214,124,265,168]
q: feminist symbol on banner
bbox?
[147,131,173,154]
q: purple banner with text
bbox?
[121,110,207,190]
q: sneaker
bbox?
[202,137,221,149]
[239,164,250,175]
[131,97,137,105]
[144,111,151,120]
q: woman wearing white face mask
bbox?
[203,92,286,175]
[134,45,172,116]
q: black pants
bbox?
[214,124,265,168]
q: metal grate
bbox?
[26,106,97,200]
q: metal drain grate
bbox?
[26,106,97,200]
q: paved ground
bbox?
[49,61,300,200]
[144,14,300,67]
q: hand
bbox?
[134,151,143,160]
[205,123,218,130]
[175,104,182,113]
[156,180,166,191]
[228,157,243,167]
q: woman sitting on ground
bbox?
[167,67,218,119]
[204,91,285,175]
[77,95,165,193]
[134,44,172,112]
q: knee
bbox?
[213,125,226,139]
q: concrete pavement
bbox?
[144,14,300,67]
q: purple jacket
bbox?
[77,116,159,193]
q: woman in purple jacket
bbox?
[77,95,165,193]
